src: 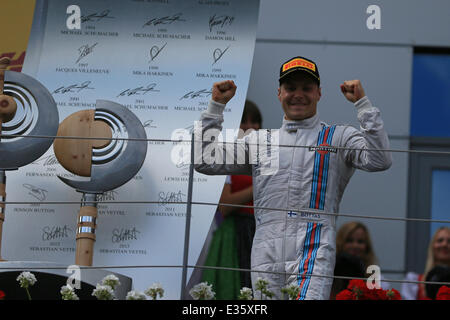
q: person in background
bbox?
[201,100,262,299]
[424,265,450,299]
[336,221,390,290]
[401,226,450,300]
[329,252,366,299]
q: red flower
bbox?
[367,288,385,300]
[385,288,402,300]
[347,279,366,290]
[0,290,5,300]
[348,279,385,300]
[436,286,450,300]
[335,279,404,300]
[347,279,368,300]
[336,289,354,300]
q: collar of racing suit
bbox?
[282,112,320,132]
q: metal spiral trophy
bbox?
[0,57,59,261]
[53,100,147,266]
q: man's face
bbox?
[278,73,321,121]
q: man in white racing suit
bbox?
[194,56,392,300]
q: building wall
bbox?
[246,0,450,289]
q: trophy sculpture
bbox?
[0,57,59,260]
[53,100,147,266]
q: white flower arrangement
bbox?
[60,285,79,300]
[189,281,215,300]
[101,274,121,290]
[126,290,147,300]
[92,284,115,300]
[16,271,37,288]
[11,270,288,301]
[281,283,300,300]
[238,287,253,300]
[16,271,37,300]
[254,277,274,300]
[145,282,164,300]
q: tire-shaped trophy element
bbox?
[54,100,147,266]
[0,57,59,260]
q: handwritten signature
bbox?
[112,227,140,243]
[97,190,118,202]
[42,225,73,241]
[175,158,190,169]
[117,83,159,97]
[143,119,157,129]
[76,42,98,64]
[32,154,59,166]
[143,13,186,27]
[149,43,167,62]
[213,46,230,65]
[81,9,115,23]
[180,89,212,100]
[158,191,186,206]
[23,184,48,201]
[53,81,95,94]
[209,14,234,32]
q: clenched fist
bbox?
[212,80,237,104]
[340,80,366,103]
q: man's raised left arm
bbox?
[340,80,392,171]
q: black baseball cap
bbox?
[279,56,320,86]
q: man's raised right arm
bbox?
[194,80,253,176]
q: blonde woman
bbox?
[336,221,390,289]
[401,227,450,300]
